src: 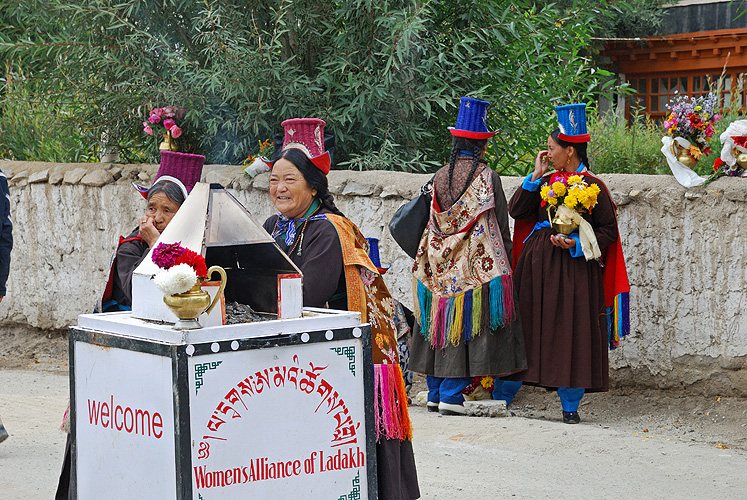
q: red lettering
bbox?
[87,399,100,425]
[115,405,123,431]
[85,396,162,439]
[101,402,110,428]
[153,413,163,439]
[124,408,134,432]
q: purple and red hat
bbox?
[263,118,332,175]
[448,97,498,140]
[132,150,205,199]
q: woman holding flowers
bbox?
[262,118,419,500]
[504,104,629,424]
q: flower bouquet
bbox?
[242,138,274,178]
[540,174,602,260]
[143,106,186,152]
[705,119,747,184]
[661,92,721,188]
[151,242,226,329]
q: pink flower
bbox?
[163,118,176,130]
[714,114,722,122]
[705,124,714,138]
[149,113,161,124]
[143,122,154,135]
[163,106,176,118]
[170,125,182,138]
[663,121,672,130]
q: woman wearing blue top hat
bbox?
[504,103,629,424]
[408,97,527,416]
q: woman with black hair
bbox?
[505,103,629,424]
[263,118,419,500]
[408,97,527,416]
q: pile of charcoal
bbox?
[225,301,271,324]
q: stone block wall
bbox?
[1,160,746,394]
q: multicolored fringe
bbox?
[414,274,515,349]
[373,363,413,442]
[606,291,630,349]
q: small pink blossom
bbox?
[143,122,154,135]
[714,114,722,122]
[149,113,161,124]
[163,118,175,129]
[170,125,182,138]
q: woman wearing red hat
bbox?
[263,118,419,500]
[408,97,527,416]
[504,103,629,424]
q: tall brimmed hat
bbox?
[448,97,498,139]
[264,118,332,175]
[366,237,390,274]
[555,103,590,143]
[132,150,205,199]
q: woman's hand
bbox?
[531,150,550,181]
[550,234,576,249]
[138,215,160,247]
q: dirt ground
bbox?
[4,328,746,452]
[2,329,747,499]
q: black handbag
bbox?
[388,177,434,259]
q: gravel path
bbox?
[2,368,746,499]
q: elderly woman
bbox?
[262,118,420,500]
[408,97,527,416]
[99,152,204,312]
[58,155,204,500]
[505,104,629,424]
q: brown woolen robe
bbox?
[506,173,618,391]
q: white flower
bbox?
[153,263,198,295]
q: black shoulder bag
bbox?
[388,176,434,259]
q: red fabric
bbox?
[101,235,145,304]
[511,172,629,308]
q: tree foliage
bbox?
[0,0,656,171]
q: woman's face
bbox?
[146,192,180,233]
[547,136,573,171]
[269,158,317,219]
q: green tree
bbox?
[1,0,632,172]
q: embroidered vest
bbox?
[412,167,515,348]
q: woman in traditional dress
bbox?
[408,97,527,416]
[262,118,419,500]
[99,152,205,312]
[505,103,629,424]
[57,154,204,499]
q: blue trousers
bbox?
[492,379,585,412]
[426,376,472,405]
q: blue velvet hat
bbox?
[555,103,590,143]
[448,97,498,139]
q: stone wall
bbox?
[2,160,746,395]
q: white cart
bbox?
[69,309,377,500]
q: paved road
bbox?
[2,369,746,499]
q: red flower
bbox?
[175,249,208,278]
[713,157,725,172]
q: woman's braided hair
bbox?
[447,136,488,195]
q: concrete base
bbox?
[464,400,508,418]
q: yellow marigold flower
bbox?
[564,193,578,209]
[689,145,703,160]
[567,175,583,185]
[540,185,552,201]
[552,181,567,197]
[547,197,558,206]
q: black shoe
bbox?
[563,411,581,424]
[426,402,439,412]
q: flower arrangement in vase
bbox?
[242,138,274,178]
[540,174,601,239]
[705,120,747,184]
[143,106,186,152]
[151,242,226,329]
[662,92,721,167]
